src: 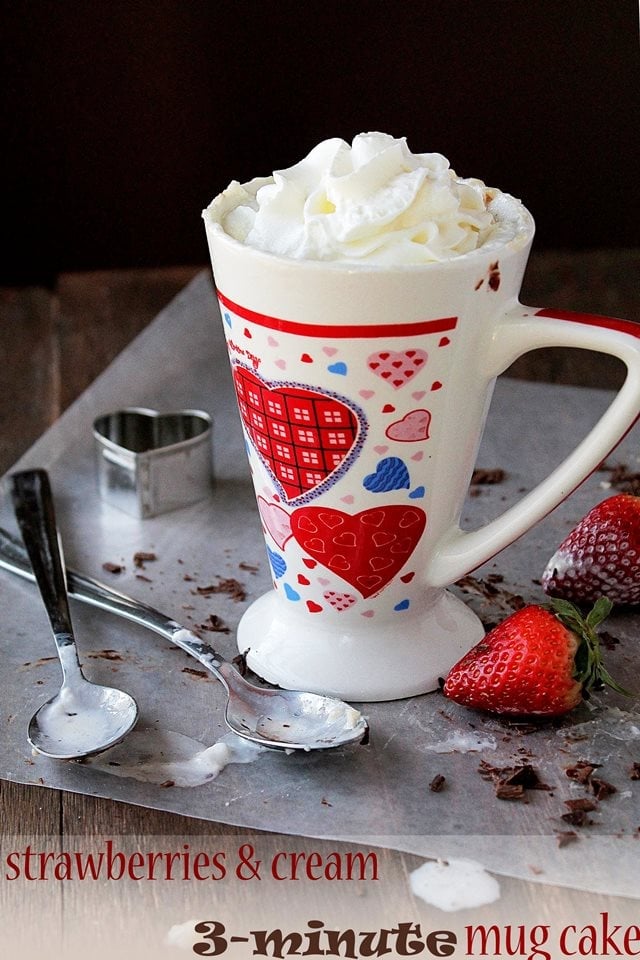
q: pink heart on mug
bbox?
[367,349,428,389]
[385,409,431,442]
[323,590,357,611]
[257,496,293,549]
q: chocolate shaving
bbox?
[455,575,526,626]
[232,651,248,676]
[597,461,640,496]
[591,778,617,800]
[599,631,621,651]
[102,562,124,574]
[195,578,247,602]
[320,797,333,807]
[197,614,231,634]
[181,667,208,680]
[239,561,259,573]
[499,720,542,735]
[478,760,551,800]
[565,760,601,784]
[87,649,124,662]
[429,774,446,793]
[471,468,506,486]
[561,810,594,827]
[488,261,501,291]
[133,551,157,569]
[562,812,589,828]
[496,783,525,800]
[556,831,579,848]
[564,797,597,813]
[630,762,640,781]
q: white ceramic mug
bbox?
[204,192,640,701]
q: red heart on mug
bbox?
[290,505,426,598]
[233,365,364,504]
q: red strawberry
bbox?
[542,494,640,605]
[443,599,624,717]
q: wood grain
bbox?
[513,248,639,388]
[0,287,58,469]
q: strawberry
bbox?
[443,598,625,717]
[542,494,640,605]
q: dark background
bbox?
[2,0,638,285]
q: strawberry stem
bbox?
[549,598,634,698]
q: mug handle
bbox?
[426,307,640,587]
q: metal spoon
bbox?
[9,470,139,759]
[0,521,369,753]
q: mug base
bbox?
[236,589,484,702]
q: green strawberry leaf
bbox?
[586,597,614,630]
[550,597,635,699]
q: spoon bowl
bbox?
[221,667,367,750]
[10,469,139,760]
[28,682,139,760]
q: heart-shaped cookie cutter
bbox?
[93,407,213,518]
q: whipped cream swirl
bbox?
[220,133,507,265]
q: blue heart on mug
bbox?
[283,582,301,601]
[267,546,287,579]
[363,457,410,493]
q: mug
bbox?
[203,191,640,701]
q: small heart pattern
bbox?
[233,364,365,504]
[291,505,427,598]
[367,349,428,389]
[385,409,431,442]
[363,457,410,493]
[323,590,357,611]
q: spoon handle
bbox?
[0,524,230,684]
[10,470,73,633]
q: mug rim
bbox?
[203,176,536,274]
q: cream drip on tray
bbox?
[410,857,501,911]
[86,727,264,787]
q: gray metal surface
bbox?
[1,271,638,896]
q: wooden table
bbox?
[1,255,638,956]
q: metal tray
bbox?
[1,272,638,896]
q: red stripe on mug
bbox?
[535,308,640,339]
[217,290,458,339]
